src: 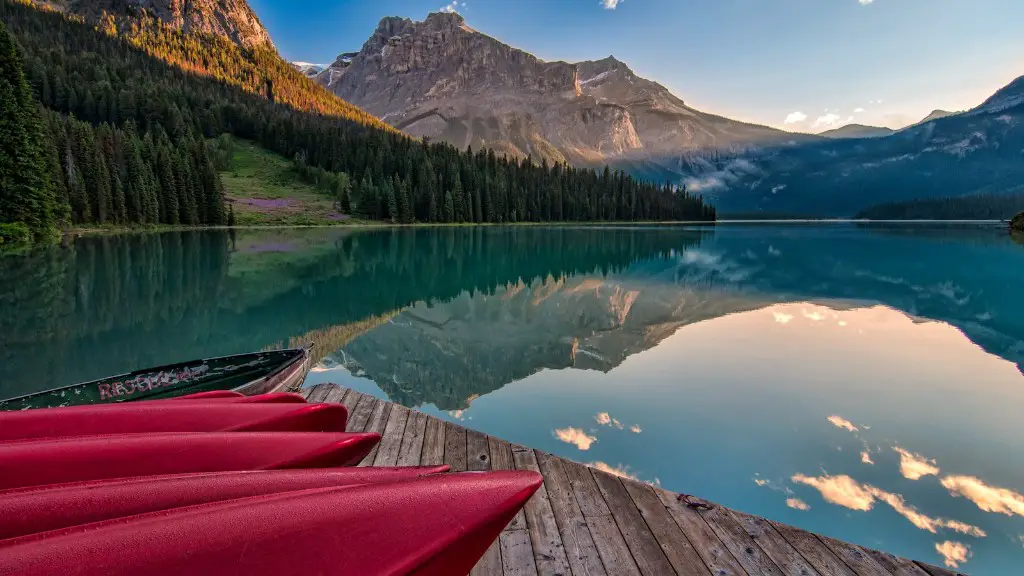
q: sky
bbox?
[248,0,1024,133]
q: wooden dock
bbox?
[299,383,960,576]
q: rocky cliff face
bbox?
[34,0,274,48]
[321,13,805,165]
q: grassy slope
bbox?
[220,138,364,226]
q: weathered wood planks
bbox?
[299,384,937,576]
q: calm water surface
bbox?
[2,224,1022,574]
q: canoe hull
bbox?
[0,347,311,411]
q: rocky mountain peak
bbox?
[32,0,274,48]
[321,14,802,165]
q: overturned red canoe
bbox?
[0,471,542,576]
[0,466,450,540]
[0,432,380,490]
[172,391,308,403]
[0,403,347,441]
[172,390,244,400]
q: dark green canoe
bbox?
[0,347,311,411]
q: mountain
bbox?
[690,75,1024,217]
[819,124,896,139]
[292,61,325,77]
[319,13,812,167]
[918,109,955,124]
[33,0,274,47]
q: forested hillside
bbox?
[856,192,1024,220]
[0,0,715,245]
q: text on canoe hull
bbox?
[97,365,211,400]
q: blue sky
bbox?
[248,0,1024,132]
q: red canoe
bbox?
[0,432,380,490]
[172,391,308,403]
[0,403,347,441]
[0,471,542,576]
[172,390,245,400]
[0,467,450,540]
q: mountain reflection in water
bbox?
[2,224,1022,573]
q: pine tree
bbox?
[443,189,455,223]
[0,21,58,238]
[386,180,398,224]
[398,177,412,223]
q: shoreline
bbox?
[62,218,1012,237]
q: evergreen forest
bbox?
[0,0,715,246]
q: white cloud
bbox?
[792,473,985,537]
[893,447,940,480]
[595,412,623,429]
[629,424,642,434]
[439,1,463,13]
[803,309,826,322]
[935,541,971,569]
[590,461,645,483]
[814,113,854,128]
[787,498,811,511]
[861,450,875,465]
[859,0,874,5]
[772,312,794,324]
[827,415,859,433]
[792,473,875,511]
[602,0,623,9]
[941,476,1024,517]
[554,427,597,450]
[784,111,808,124]
[854,107,866,113]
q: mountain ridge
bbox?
[819,124,896,139]
[32,0,274,47]
[319,12,814,166]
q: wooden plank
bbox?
[590,470,676,576]
[320,384,348,404]
[489,438,527,531]
[357,400,392,466]
[340,387,362,414]
[655,488,747,576]
[912,561,961,576]
[396,410,428,467]
[467,430,492,472]
[471,540,504,576]
[863,549,931,576]
[817,534,892,576]
[728,510,819,576]
[535,452,607,576]
[561,460,611,518]
[621,479,712,576]
[444,422,468,473]
[511,450,572,576]
[700,505,786,576]
[489,437,516,470]
[419,417,446,466]
[372,404,410,467]
[303,383,333,403]
[346,394,376,432]
[770,522,857,576]
[500,530,540,576]
[586,515,642,576]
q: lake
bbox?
[1,224,1022,574]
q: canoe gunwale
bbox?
[0,346,312,409]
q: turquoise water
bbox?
[2,224,1022,573]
